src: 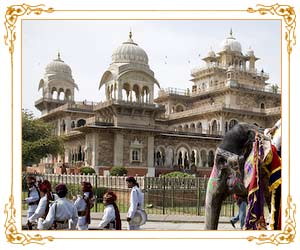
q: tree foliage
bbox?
[162,171,194,178]
[22,110,64,166]
[79,166,96,175]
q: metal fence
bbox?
[22,174,235,217]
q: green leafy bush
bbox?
[110,166,128,176]
[79,166,96,175]
[93,187,109,202]
[162,171,194,178]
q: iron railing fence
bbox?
[22,174,235,217]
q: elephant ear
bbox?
[243,146,255,189]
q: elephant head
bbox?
[204,123,257,230]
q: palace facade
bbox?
[34,30,280,177]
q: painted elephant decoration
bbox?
[204,123,281,230]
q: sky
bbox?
[22,20,281,117]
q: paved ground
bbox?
[22,211,240,230]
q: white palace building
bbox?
[33,30,280,177]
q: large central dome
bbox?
[111,32,149,65]
[220,30,242,53]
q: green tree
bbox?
[22,110,64,166]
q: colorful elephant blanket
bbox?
[244,134,281,230]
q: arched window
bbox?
[190,123,196,132]
[77,119,86,127]
[197,122,202,134]
[175,105,184,112]
[260,103,265,109]
[208,150,214,168]
[211,120,218,135]
[200,150,207,167]
[132,150,140,161]
[229,119,238,130]
[62,120,66,132]
[178,152,183,167]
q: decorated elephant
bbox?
[204,123,281,230]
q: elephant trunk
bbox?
[204,174,226,230]
[205,193,224,229]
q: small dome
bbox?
[111,32,149,65]
[45,53,72,75]
[208,49,216,57]
[221,30,242,53]
[246,47,254,57]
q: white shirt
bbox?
[74,193,90,213]
[42,197,78,230]
[28,193,58,223]
[127,186,144,219]
[272,119,281,151]
[25,186,40,213]
[98,204,116,229]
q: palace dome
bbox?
[221,30,242,53]
[111,32,149,65]
[45,53,73,75]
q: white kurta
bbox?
[272,119,281,151]
[41,197,78,230]
[127,186,144,230]
[127,186,144,219]
[74,193,89,230]
[24,186,40,217]
[28,193,58,223]
[98,204,116,229]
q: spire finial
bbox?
[57,51,61,60]
[129,28,132,39]
[230,28,233,36]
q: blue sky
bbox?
[22,19,281,117]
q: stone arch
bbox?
[208,149,215,168]
[132,84,140,102]
[61,120,66,132]
[178,125,183,132]
[58,88,65,100]
[200,149,208,167]
[51,87,58,99]
[175,143,192,169]
[211,120,218,135]
[225,121,229,133]
[175,104,185,112]
[183,124,189,132]
[165,146,175,168]
[229,119,238,130]
[260,102,265,109]
[197,122,203,133]
[190,123,196,132]
[77,119,86,127]
[155,146,166,167]
[190,148,199,167]
[122,82,131,101]
[141,86,150,103]
[65,89,72,100]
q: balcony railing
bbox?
[167,103,281,120]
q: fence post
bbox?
[196,177,200,216]
[162,177,166,215]
[95,174,98,213]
